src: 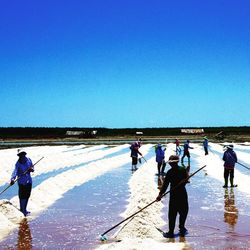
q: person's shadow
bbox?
[17,218,32,250]
[224,188,238,230]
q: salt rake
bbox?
[100,164,206,241]
[237,161,250,171]
[0,156,44,196]
[139,156,147,163]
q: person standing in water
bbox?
[181,140,193,164]
[203,136,209,155]
[222,145,237,188]
[130,141,142,171]
[155,144,166,175]
[156,155,189,238]
[10,149,34,216]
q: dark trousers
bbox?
[18,183,32,199]
[168,197,189,233]
[158,161,166,174]
[224,168,234,186]
[18,183,32,216]
[132,157,138,165]
[204,147,208,155]
[181,151,190,163]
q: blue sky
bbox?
[0,0,249,128]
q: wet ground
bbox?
[159,157,250,249]
[1,144,250,249]
[1,164,132,249]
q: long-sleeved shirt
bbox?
[130,143,142,158]
[155,146,165,163]
[223,149,237,169]
[159,166,188,199]
[11,157,33,185]
[183,142,193,152]
[203,139,208,148]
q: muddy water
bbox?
[0,163,133,249]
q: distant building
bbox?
[66,130,97,138]
[181,128,204,134]
[136,131,143,135]
[66,131,84,136]
[91,130,98,136]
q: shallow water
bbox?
[160,158,250,249]
[1,144,250,250]
[0,163,132,249]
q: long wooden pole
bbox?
[0,156,44,196]
[100,164,206,238]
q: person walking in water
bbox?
[10,149,34,216]
[156,155,189,238]
[130,141,142,171]
[155,144,166,175]
[222,145,237,188]
[203,136,209,155]
[181,140,193,164]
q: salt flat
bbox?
[0,143,250,249]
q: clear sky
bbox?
[0,0,249,128]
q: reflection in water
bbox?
[179,235,187,244]
[181,163,190,174]
[17,218,32,250]
[165,235,188,245]
[157,176,164,190]
[224,188,238,230]
[181,163,190,183]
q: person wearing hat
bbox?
[222,145,237,188]
[156,155,189,238]
[203,136,209,155]
[10,149,34,216]
[175,138,181,155]
[181,140,193,164]
[130,141,143,171]
[155,144,166,175]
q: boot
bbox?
[230,178,237,187]
[223,178,228,188]
[179,227,188,237]
[24,199,30,215]
[163,231,174,238]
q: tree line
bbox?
[0,126,250,139]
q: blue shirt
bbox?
[183,142,193,152]
[155,146,165,163]
[223,149,237,169]
[203,139,208,148]
[11,157,33,185]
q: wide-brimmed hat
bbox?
[17,148,27,156]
